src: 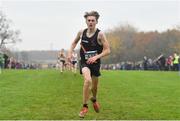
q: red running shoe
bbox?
[93,101,100,113]
[90,97,100,113]
[79,107,88,118]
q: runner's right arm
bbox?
[68,30,82,61]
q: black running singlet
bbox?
[80,28,103,64]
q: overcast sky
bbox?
[0,0,180,51]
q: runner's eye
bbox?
[88,19,95,22]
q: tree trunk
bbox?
[0,39,5,49]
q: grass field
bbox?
[0,69,180,120]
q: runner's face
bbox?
[86,16,97,29]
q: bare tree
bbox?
[0,10,21,49]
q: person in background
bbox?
[71,50,78,74]
[173,52,179,71]
[57,49,66,73]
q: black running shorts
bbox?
[80,60,101,77]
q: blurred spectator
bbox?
[173,52,179,71]
[157,54,166,71]
[143,56,148,70]
[0,51,5,69]
[166,55,173,71]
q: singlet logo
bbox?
[82,40,88,43]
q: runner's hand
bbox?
[87,55,98,64]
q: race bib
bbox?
[84,50,97,60]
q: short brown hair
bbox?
[84,11,100,20]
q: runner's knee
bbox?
[82,67,91,83]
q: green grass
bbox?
[0,69,180,119]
